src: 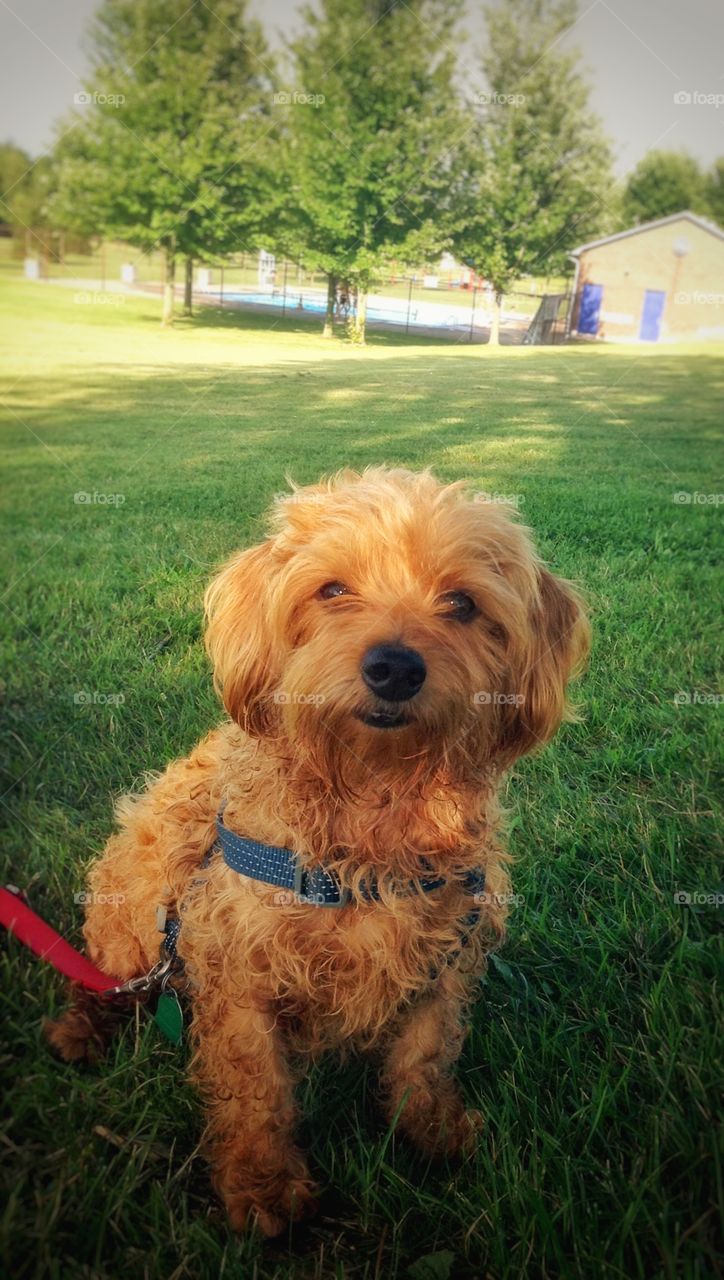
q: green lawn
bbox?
[1,279,721,1280]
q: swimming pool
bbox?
[215,288,490,330]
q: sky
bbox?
[0,0,722,181]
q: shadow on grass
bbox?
[2,341,721,820]
[2,345,722,510]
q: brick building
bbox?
[567,211,724,343]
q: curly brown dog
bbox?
[46,467,589,1235]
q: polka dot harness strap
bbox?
[214,810,484,909]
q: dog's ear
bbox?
[497,567,590,764]
[204,541,279,735]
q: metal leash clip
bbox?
[102,950,177,998]
[101,928,185,1044]
[102,906,182,998]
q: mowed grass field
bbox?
[0,280,721,1280]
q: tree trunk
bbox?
[357,290,367,344]
[323,274,336,337]
[348,289,367,344]
[162,247,176,326]
[183,255,193,315]
[488,291,502,346]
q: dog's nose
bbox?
[361,645,426,702]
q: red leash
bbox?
[0,886,119,993]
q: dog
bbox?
[46,466,589,1235]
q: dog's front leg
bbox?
[380,966,483,1158]
[190,991,317,1235]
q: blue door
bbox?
[639,290,666,341]
[578,283,603,335]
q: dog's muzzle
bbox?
[361,645,426,703]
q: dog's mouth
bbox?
[354,707,413,730]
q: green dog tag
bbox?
[154,990,183,1045]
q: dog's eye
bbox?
[438,591,477,621]
[318,581,350,600]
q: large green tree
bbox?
[452,0,613,344]
[51,0,275,323]
[622,150,707,225]
[280,0,465,341]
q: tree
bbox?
[0,143,54,251]
[452,0,613,344]
[0,144,34,230]
[280,0,464,342]
[51,0,276,324]
[622,151,707,225]
[703,157,724,228]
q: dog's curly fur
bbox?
[45,467,589,1235]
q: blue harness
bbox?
[162,811,486,967]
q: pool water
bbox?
[215,288,484,330]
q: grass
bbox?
[0,278,721,1280]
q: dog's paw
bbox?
[398,1093,485,1159]
[216,1148,318,1236]
[452,1106,485,1156]
[43,1009,105,1063]
[424,1103,484,1159]
[43,988,139,1063]
[225,1175,318,1236]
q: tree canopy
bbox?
[622,150,708,225]
[452,0,614,340]
[280,0,465,339]
[51,0,277,321]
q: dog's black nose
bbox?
[361,645,426,702]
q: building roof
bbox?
[570,211,724,256]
